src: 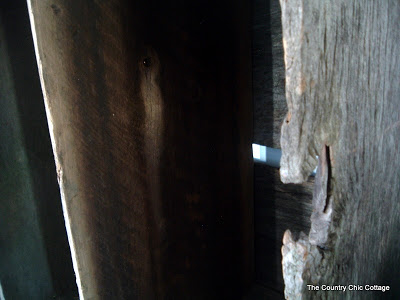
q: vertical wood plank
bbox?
[28,0,253,299]
[252,0,313,293]
[280,0,400,298]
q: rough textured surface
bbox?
[281,230,322,300]
[28,0,253,299]
[252,0,313,294]
[309,146,332,248]
[280,0,400,299]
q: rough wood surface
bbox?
[28,1,253,299]
[309,145,332,248]
[280,0,400,299]
[281,230,321,300]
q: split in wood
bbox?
[309,145,333,249]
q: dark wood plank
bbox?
[28,0,253,299]
[252,0,313,294]
[244,283,284,300]
[253,0,286,148]
[254,165,312,293]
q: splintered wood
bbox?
[281,230,321,300]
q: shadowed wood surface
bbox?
[252,0,313,295]
[254,165,312,295]
[28,0,253,299]
[280,0,400,298]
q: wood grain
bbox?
[28,1,253,299]
[252,0,313,294]
[280,0,400,298]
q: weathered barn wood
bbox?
[28,0,252,299]
[280,0,400,299]
[252,0,313,295]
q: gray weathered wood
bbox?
[280,0,400,298]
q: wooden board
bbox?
[28,0,253,299]
[253,0,287,149]
[280,0,400,298]
[252,0,313,294]
[254,165,313,294]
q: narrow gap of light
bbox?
[252,143,261,160]
[252,143,267,163]
[252,143,317,176]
